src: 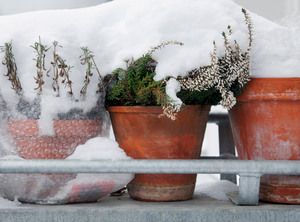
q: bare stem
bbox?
[80,47,104,97]
[31,37,49,94]
[51,41,73,97]
[0,42,22,95]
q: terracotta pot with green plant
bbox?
[106,9,253,202]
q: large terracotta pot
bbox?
[108,105,210,202]
[229,78,300,204]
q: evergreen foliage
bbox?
[106,54,167,106]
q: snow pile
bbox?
[251,19,300,77]
[0,0,297,129]
[0,138,134,204]
[196,180,238,201]
[67,137,129,160]
[0,0,289,127]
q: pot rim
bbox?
[107,105,211,114]
[237,77,300,102]
[249,77,300,80]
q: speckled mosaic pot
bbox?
[2,112,112,204]
[229,78,300,204]
[7,119,102,159]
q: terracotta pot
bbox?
[108,105,210,202]
[7,119,103,159]
[229,78,300,204]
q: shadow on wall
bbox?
[0,0,111,15]
[234,0,299,22]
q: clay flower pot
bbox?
[108,105,210,202]
[229,78,300,204]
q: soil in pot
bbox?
[108,105,210,202]
[229,78,300,204]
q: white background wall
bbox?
[234,0,300,21]
[0,0,110,15]
[0,0,299,20]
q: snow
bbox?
[196,180,238,201]
[165,78,182,106]
[0,197,20,208]
[251,24,300,77]
[0,0,298,133]
[0,0,280,128]
[67,137,131,161]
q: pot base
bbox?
[127,183,195,202]
[260,176,300,204]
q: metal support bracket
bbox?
[227,173,261,206]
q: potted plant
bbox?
[106,9,252,202]
[0,39,110,203]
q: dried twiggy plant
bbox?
[80,47,104,97]
[51,41,73,97]
[0,42,22,95]
[31,37,50,94]
[146,40,184,56]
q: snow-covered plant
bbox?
[163,8,253,119]
[107,9,253,120]
[51,41,73,97]
[31,37,50,94]
[80,47,104,97]
[105,41,183,107]
[0,42,22,95]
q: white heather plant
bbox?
[169,9,253,117]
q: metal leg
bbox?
[218,119,237,183]
[228,174,261,205]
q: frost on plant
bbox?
[0,42,22,95]
[51,41,73,97]
[31,37,50,94]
